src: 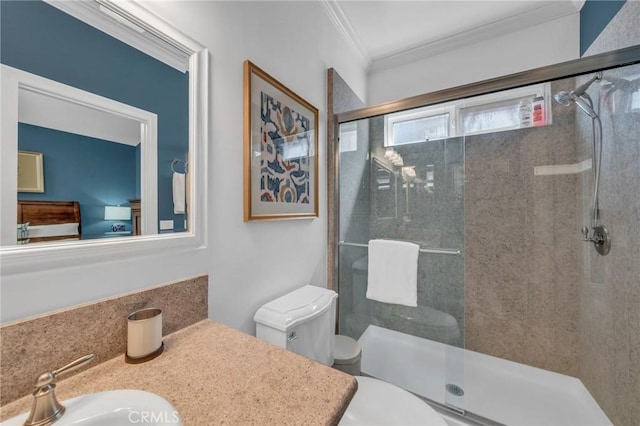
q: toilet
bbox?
[254,285,447,426]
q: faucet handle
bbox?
[25,354,95,426]
[581,226,591,241]
[35,354,95,389]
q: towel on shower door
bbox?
[173,172,186,214]
[366,239,419,307]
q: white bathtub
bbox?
[358,325,611,426]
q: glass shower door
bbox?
[337,105,466,412]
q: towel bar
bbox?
[338,241,461,256]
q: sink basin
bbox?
[2,390,182,426]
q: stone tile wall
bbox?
[575,64,640,426]
[580,4,640,425]
[464,80,581,375]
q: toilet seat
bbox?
[339,377,447,426]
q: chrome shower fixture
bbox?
[572,72,602,97]
[553,72,610,256]
[553,91,598,118]
[582,226,611,256]
[553,72,602,118]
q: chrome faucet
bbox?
[581,225,611,256]
[24,354,95,426]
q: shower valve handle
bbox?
[582,226,604,244]
[581,226,611,256]
[581,226,591,242]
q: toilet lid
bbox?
[334,335,361,364]
[339,377,447,426]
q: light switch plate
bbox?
[159,220,174,230]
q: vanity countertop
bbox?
[0,320,357,425]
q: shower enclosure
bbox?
[333,46,640,426]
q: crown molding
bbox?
[44,0,191,73]
[368,1,582,74]
[320,0,372,70]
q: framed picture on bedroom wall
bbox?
[17,150,44,193]
[243,60,318,222]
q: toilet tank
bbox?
[254,285,337,366]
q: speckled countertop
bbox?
[0,320,357,425]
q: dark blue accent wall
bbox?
[1,0,188,231]
[19,124,137,236]
[580,0,627,55]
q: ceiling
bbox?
[322,0,584,71]
[19,89,141,147]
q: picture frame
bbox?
[243,60,319,221]
[17,150,44,193]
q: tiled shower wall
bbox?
[579,4,640,423]
[575,64,640,426]
[578,1,640,426]
[464,79,581,376]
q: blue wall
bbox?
[580,0,627,55]
[1,0,188,231]
[19,124,137,236]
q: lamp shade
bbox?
[104,206,131,221]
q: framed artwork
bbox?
[17,150,44,193]
[243,60,318,221]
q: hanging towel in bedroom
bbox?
[173,172,186,214]
[366,239,419,307]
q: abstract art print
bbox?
[244,60,318,221]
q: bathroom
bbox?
[1,1,639,425]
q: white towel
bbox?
[173,172,186,214]
[366,239,419,307]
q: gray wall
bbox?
[575,67,640,426]
[464,80,581,375]
[579,4,640,425]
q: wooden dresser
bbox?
[128,199,141,236]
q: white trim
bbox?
[19,89,143,147]
[461,83,548,109]
[384,103,457,147]
[370,2,581,73]
[44,0,191,73]
[320,0,372,70]
[0,2,209,276]
[187,47,209,252]
[383,82,551,145]
[1,64,158,243]
[459,82,552,136]
[534,158,592,176]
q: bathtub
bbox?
[358,325,611,426]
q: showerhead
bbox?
[553,89,599,119]
[573,95,599,119]
[553,91,573,106]
[553,72,603,119]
